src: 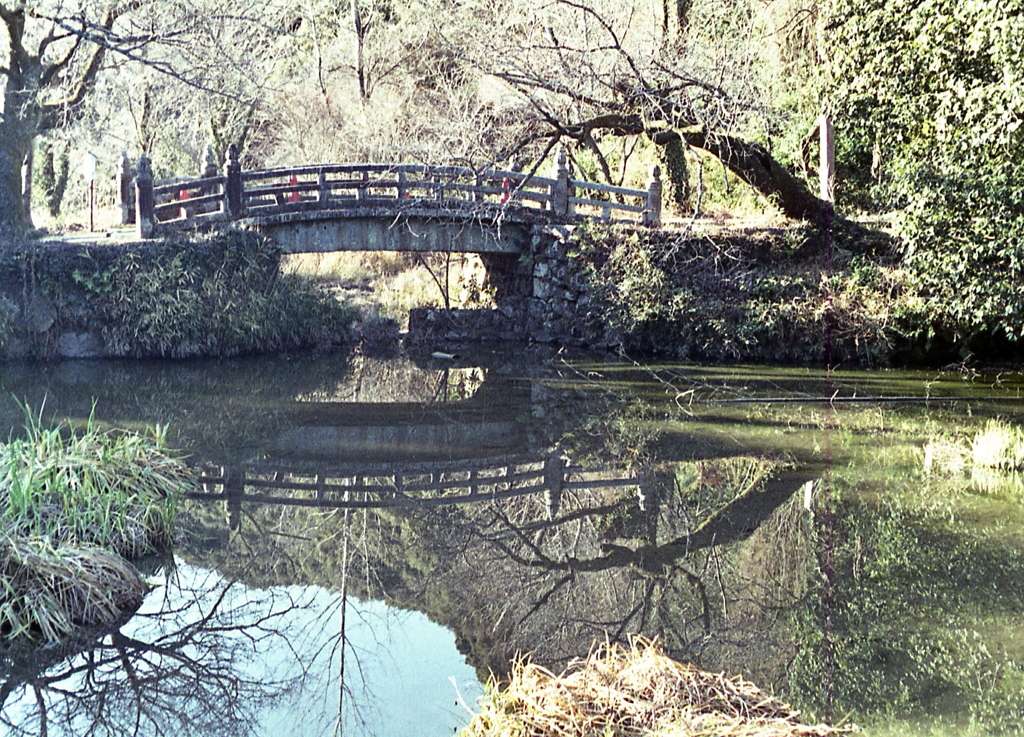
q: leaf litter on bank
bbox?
[465,638,857,737]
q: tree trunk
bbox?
[0,114,36,231]
[654,128,833,226]
[352,0,367,100]
[560,113,833,226]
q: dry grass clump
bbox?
[464,639,856,737]
[971,420,1024,472]
[922,438,969,476]
[0,536,147,642]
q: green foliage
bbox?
[827,0,1024,347]
[35,141,70,220]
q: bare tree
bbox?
[438,0,831,224]
[0,0,124,229]
[0,0,291,231]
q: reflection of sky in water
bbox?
[0,561,480,737]
[145,562,483,737]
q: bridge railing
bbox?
[126,145,662,238]
[187,452,641,529]
[239,163,557,213]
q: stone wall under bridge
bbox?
[408,224,620,350]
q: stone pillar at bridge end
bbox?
[134,154,154,238]
[643,165,662,228]
[223,144,243,218]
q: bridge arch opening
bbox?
[282,250,519,332]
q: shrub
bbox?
[87,231,355,358]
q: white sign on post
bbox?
[82,152,97,183]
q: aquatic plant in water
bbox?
[0,408,193,558]
[971,420,1024,472]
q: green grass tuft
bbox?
[0,404,194,558]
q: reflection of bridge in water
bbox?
[189,452,642,527]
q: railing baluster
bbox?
[549,147,569,215]
[644,165,662,228]
[118,152,135,225]
[318,168,329,204]
[135,153,154,238]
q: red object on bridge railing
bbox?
[288,174,300,204]
[178,188,190,219]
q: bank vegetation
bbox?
[0,408,195,641]
[0,230,355,360]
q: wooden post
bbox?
[397,169,407,199]
[819,113,835,204]
[223,143,243,218]
[643,164,662,227]
[549,146,570,215]
[134,153,154,238]
[318,167,329,203]
[117,152,135,225]
[196,144,218,215]
[543,455,564,520]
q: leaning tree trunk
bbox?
[562,114,834,227]
[653,128,834,226]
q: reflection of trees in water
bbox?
[297,355,487,405]
[0,565,312,737]
[413,458,812,678]
[179,455,811,686]
[789,491,1024,731]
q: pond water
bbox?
[1,348,1023,736]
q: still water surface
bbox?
[1,348,1023,736]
